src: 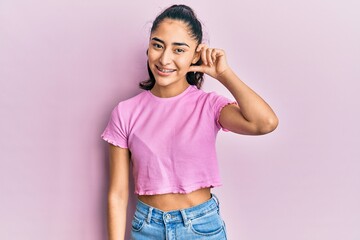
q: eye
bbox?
[175,48,185,53]
[152,43,163,49]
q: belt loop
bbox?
[180,209,191,227]
[146,207,153,224]
[212,193,221,214]
[212,193,220,207]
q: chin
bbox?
[154,79,176,87]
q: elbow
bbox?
[108,192,129,209]
[258,116,279,135]
[108,189,129,203]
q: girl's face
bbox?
[148,19,200,89]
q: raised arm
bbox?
[107,144,130,240]
[189,44,278,135]
[217,68,278,135]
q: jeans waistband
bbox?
[135,193,220,226]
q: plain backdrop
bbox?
[1,0,359,239]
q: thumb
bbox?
[188,65,204,73]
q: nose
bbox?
[159,49,172,66]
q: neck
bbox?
[151,81,190,98]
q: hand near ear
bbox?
[189,44,230,80]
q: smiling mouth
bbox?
[156,65,176,73]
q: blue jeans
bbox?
[130,193,227,239]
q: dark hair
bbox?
[139,4,204,90]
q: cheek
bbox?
[176,56,194,69]
[147,49,159,63]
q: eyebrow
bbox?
[151,37,190,48]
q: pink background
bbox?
[1,0,359,239]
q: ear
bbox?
[192,51,201,64]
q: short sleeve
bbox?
[100,104,128,148]
[209,92,238,132]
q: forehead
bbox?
[150,19,197,47]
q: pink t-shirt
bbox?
[101,84,237,195]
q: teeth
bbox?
[158,67,175,73]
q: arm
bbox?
[189,44,278,135]
[217,68,278,135]
[107,144,130,240]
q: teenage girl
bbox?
[101,4,278,240]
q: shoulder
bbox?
[115,90,148,109]
[190,86,227,103]
[195,88,236,112]
[187,85,216,100]
[109,91,149,121]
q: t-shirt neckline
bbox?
[146,85,195,101]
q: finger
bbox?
[196,43,206,52]
[211,49,218,64]
[206,48,214,66]
[188,65,204,73]
[200,45,208,65]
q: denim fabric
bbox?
[130,194,227,240]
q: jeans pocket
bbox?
[190,210,225,236]
[131,214,145,232]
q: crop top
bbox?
[101,84,237,195]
